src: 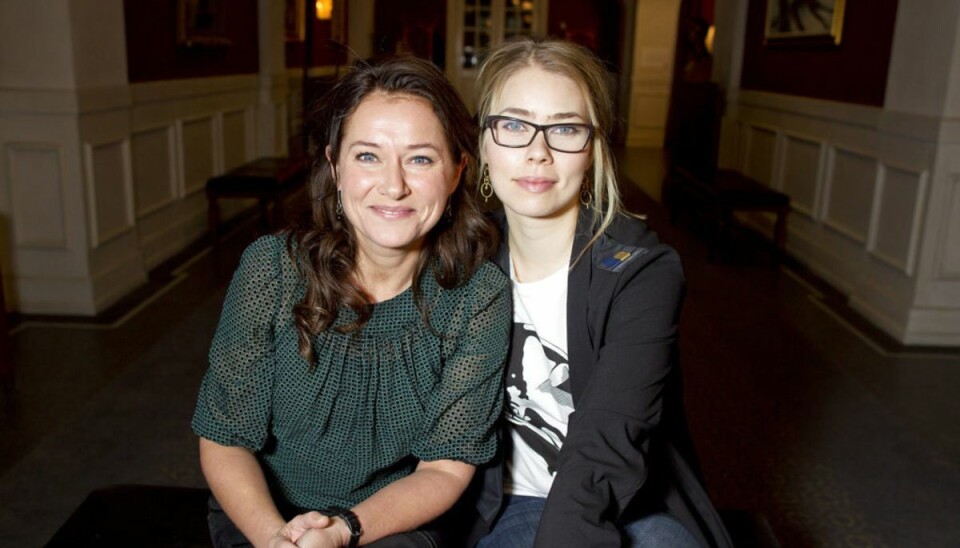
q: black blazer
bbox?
[459,208,732,548]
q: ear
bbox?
[325,145,337,186]
[451,154,468,195]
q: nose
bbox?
[379,161,410,199]
[525,129,553,164]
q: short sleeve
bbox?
[191,235,286,451]
[413,265,511,464]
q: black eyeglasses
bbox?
[484,115,594,153]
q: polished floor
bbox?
[1,148,959,546]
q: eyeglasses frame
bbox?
[483,115,595,153]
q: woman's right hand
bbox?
[267,511,334,547]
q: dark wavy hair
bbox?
[289,56,497,362]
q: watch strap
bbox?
[329,506,362,548]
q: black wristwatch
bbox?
[329,506,363,548]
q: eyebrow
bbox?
[497,107,586,122]
[346,141,442,153]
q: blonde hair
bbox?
[475,36,622,259]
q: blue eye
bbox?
[549,125,584,137]
[410,155,434,165]
[500,119,530,133]
[356,152,377,162]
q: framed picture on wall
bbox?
[177,0,231,47]
[764,0,845,46]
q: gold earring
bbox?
[579,185,593,207]
[480,168,494,203]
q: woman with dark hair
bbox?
[192,56,510,548]
[461,36,732,548]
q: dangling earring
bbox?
[336,189,343,219]
[579,184,593,207]
[444,201,454,222]
[480,167,494,203]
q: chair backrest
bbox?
[667,82,723,182]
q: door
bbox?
[445,0,548,107]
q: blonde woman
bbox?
[461,37,732,548]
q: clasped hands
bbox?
[269,511,353,548]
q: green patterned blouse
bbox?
[192,235,510,511]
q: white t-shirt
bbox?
[503,258,574,498]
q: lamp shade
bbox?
[315,0,332,20]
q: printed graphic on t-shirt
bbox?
[505,321,573,480]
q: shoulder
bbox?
[591,213,682,277]
[241,233,288,261]
[235,233,298,283]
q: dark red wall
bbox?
[124,0,260,83]
[740,0,898,106]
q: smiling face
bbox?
[482,66,593,222]
[329,91,463,260]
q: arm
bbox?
[535,246,686,548]
[200,438,331,547]
[300,459,475,546]
[193,237,328,546]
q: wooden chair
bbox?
[664,82,790,260]
[205,156,308,247]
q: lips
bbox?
[370,205,415,219]
[515,177,556,193]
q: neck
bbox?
[355,248,422,302]
[505,207,578,283]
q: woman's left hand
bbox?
[295,519,351,548]
[267,511,336,547]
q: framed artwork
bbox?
[764,0,845,46]
[177,0,231,47]
[285,0,306,42]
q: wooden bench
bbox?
[206,156,308,247]
[664,82,789,260]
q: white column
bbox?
[885,2,960,344]
[626,0,682,147]
[0,0,143,315]
[348,0,376,61]
[257,0,292,157]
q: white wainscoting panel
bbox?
[938,173,960,278]
[870,165,927,275]
[780,135,823,217]
[85,140,134,247]
[741,125,777,185]
[132,126,177,217]
[6,143,67,248]
[179,116,216,196]
[222,108,253,172]
[822,148,878,244]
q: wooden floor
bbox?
[2,147,960,546]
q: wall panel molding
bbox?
[821,147,878,245]
[83,139,135,248]
[131,125,178,218]
[936,173,960,279]
[4,142,68,249]
[868,165,928,276]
